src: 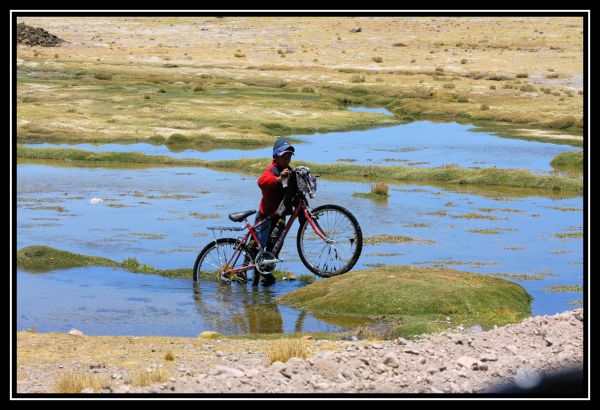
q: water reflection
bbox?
[17,267,339,336]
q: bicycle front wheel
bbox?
[297,204,362,277]
[193,238,254,286]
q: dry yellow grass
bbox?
[266,339,310,364]
[53,371,110,393]
[355,325,382,341]
[15,16,584,147]
[130,368,171,387]
[371,182,389,197]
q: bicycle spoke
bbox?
[299,206,361,276]
[196,241,253,283]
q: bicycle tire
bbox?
[193,237,254,284]
[296,204,363,277]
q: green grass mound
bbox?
[17,246,192,278]
[278,265,533,338]
[550,150,583,173]
[16,245,118,272]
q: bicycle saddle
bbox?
[228,209,256,222]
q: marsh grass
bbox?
[297,275,316,284]
[544,285,583,293]
[364,235,435,245]
[451,213,507,221]
[467,229,501,235]
[552,232,583,239]
[371,182,389,196]
[550,150,583,173]
[53,371,110,393]
[266,339,310,364]
[17,246,193,278]
[17,145,583,196]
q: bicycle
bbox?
[193,167,363,287]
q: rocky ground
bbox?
[17,23,65,47]
[16,309,585,395]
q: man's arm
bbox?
[258,167,289,188]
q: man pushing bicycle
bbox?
[253,138,296,286]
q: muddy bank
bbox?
[16,309,584,394]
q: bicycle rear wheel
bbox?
[297,204,362,277]
[193,238,254,286]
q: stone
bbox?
[506,345,519,355]
[457,356,478,370]
[213,365,245,378]
[67,328,85,336]
[480,353,498,362]
[313,358,340,380]
[382,352,399,368]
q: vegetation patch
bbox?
[417,260,498,268]
[278,265,532,339]
[266,339,310,365]
[189,212,220,219]
[17,246,192,278]
[364,235,435,245]
[542,206,582,212]
[53,371,110,393]
[353,182,390,200]
[550,150,583,173]
[544,285,583,293]
[476,208,526,214]
[489,272,553,281]
[130,368,170,387]
[467,229,501,235]
[17,146,584,196]
[451,212,508,220]
[552,232,583,239]
[16,245,118,272]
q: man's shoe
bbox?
[260,274,276,286]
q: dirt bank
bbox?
[15,309,584,394]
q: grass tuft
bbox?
[53,371,110,393]
[130,368,170,387]
[266,339,310,364]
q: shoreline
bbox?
[15,309,584,394]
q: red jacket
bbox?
[258,161,289,217]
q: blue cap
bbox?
[273,138,295,157]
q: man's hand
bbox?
[276,169,290,183]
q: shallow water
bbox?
[16,163,583,336]
[17,267,339,337]
[347,107,393,115]
[23,120,578,172]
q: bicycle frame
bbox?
[221,195,329,276]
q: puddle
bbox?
[347,107,393,115]
[23,120,579,172]
[16,163,584,334]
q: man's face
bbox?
[275,151,293,167]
